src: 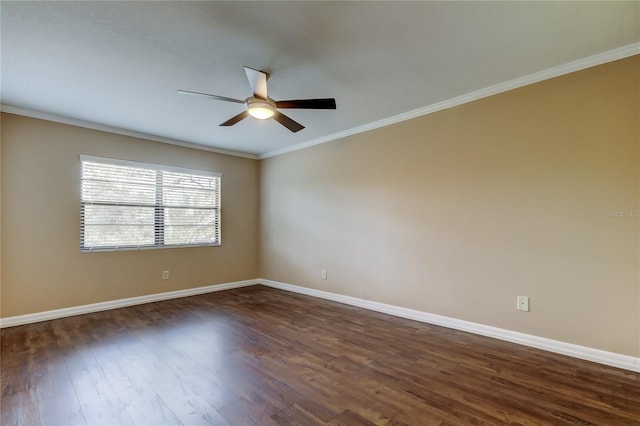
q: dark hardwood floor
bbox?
[1,285,639,425]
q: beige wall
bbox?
[1,114,259,317]
[260,56,640,357]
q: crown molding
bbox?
[3,43,638,161]
[0,105,259,160]
[260,42,640,159]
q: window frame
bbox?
[80,155,222,252]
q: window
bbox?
[80,155,221,251]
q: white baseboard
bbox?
[258,279,640,373]
[3,277,637,372]
[0,279,258,328]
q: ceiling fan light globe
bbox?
[248,106,274,119]
[246,98,276,120]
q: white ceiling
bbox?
[2,1,639,158]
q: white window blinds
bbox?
[80,155,221,251]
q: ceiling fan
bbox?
[178,67,336,133]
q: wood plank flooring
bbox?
[1,285,639,425]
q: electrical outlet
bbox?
[517,296,529,312]
[162,270,170,280]
[321,269,327,280]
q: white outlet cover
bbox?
[517,296,529,311]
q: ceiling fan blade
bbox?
[244,66,269,100]
[177,90,245,104]
[275,98,336,109]
[272,111,305,133]
[220,111,250,127]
